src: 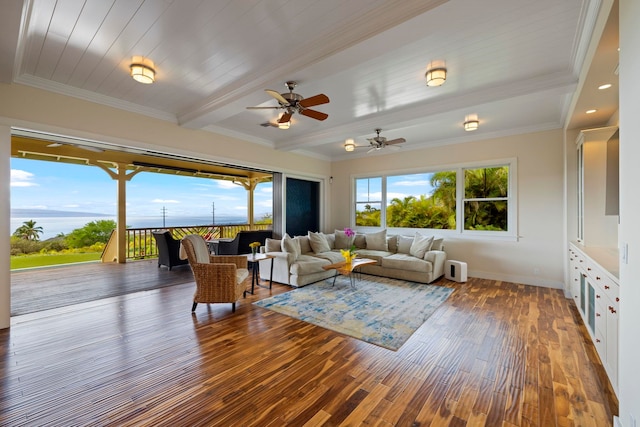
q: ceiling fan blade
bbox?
[366,147,377,154]
[265,89,289,105]
[278,112,293,123]
[247,106,282,109]
[298,94,330,108]
[299,108,328,121]
[385,138,406,145]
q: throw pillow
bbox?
[397,235,414,254]
[308,231,331,253]
[410,233,434,259]
[354,234,366,249]
[324,233,336,249]
[334,229,355,249]
[431,237,444,251]
[365,229,388,251]
[295,235,312,254]
[281,233,300,260]
[265,238,281,253]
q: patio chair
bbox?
[152,231,189,270]
[181,234,249,313]
[216,230,273,255]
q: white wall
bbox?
[0,126,10,329]
[618,0,640,423]
[330,129,565,288]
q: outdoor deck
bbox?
[10,260,194,316]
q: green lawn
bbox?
[10,252,103,270]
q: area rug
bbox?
[254,275,454,351]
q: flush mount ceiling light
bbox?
[130,63,155,84]
[598,83,612,90]
[586,109,597,114]
[463,115,479,131]
[425,67,447,87]
[344,138,356,152]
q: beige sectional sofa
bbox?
[258,230,446,287]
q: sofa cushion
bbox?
[281,233,300,260]
[290,254,331,275]
[355,249,393,265]
[295,235,312,254]
[265,238,281,253]
[387,235,398,253]
[354,234,366,249]
[334,229,355,249]
[397,235,413,254]
[382,253,433,273]
[431,237,444,251]
[410,234,434,259]
[308,232,331,253]
[324,233,336,249]
[365,229,388,251]
[313,250,345,264]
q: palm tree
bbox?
[14,220,44,241]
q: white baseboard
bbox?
[467,269,564,289]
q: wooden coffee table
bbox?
[322,258,377,289]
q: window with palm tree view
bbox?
[355,163,511,233]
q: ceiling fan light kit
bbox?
[247,81,330,124]
[425,67,447,87]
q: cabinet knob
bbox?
[596,276,601,280]
[580,260,583,262]
[604,285,610,289]
[616,297,620,302]
[596,294,601,299]
[582,273,587,277]
[587,267,592,271]
[596,313,601,317]
[596,339,601,343]
[609,306,617,314]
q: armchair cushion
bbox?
[410,233,434,259]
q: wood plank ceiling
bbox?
[1,0,619,160]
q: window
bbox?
[386,171,456,229]
[355,177,382,226]
[352,160,515,237]
[463,166,509,231]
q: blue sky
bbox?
[10,158,273,220]
[357,173,435,204]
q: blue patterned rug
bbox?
[254,275,454,351]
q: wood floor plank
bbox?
[1,267,618,426]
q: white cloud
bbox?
[152,199,180,204]
[10,169,38,187]
[217,180,243,189]
[259,186,273,194]
[392,179,429,187]
[63,204,80,208]
[255,199,273,208]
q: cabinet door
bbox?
[580,273,587,315]
[606,302,619,390]
[588,282,596,334]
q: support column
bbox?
[1,126,11,328]
[235,177,262,229]
[116,166,127,263]
[92,163,141,263]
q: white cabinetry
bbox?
[569,243,619,393]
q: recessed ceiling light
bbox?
[586,109,597,114]
[598,83,612,90]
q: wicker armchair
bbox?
[181,235,249,313]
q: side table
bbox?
[243,253,275,296]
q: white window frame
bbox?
[350,158,518,240]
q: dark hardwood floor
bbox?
[1,269,617,426]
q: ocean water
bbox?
[10,215,248,240]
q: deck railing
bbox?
[102,224,272,261]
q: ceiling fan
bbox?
[365,129,406,153]
[247,81,329,124]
